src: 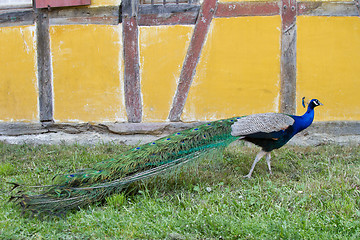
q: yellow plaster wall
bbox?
[139,25,193,122]
[297,16,360,121]
[218,0,277,2]
[90,0,121,7]
[50,25,126,122]
[183,16,281,121]
[0,26,38,122]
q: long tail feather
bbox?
[10,117,242,216]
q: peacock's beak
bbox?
[318,101,324,106]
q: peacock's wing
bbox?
[230,113,295,139]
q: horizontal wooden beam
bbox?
[139,3,200,15]
[0,8,34,27]
[138,4,200,25]
[297,1,359,16]
[1,2,360,27]
[48,6,120,25]
[138,11,198,25]
[0,6,119,27]
[215,1,280,18]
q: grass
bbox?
[0,141,359,239]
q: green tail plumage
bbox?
[10,117,242,216]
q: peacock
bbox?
[231,98,323,178]
[10,98,322,216]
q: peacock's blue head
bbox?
[302,97,323,110]
[307,99,323,109]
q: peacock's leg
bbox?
[243,150,267,178]
[265,152,272,174]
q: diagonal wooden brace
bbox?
[168,0,218,122]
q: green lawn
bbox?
[0,142,359,239]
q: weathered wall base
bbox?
[0,122,359,146]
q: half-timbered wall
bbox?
[0,0,359,130]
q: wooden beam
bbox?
[122,0,142,123]
[0,8,34,27]
[215,1,280,18]
[139,3,199,15]
[280,0,297,114]
[0,6,120,27]
[138,11,198,25]
[36,8,54,122]
[2,2,360,28]
[138,4,200,26]
[122,0,138,18]
[123,17,142,123]
[168,0,217,122]
[297,1,359,16]
[48,5,120,25]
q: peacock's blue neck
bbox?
[291,105,315,133]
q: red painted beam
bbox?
[215,2,280,18]
[35,0,90,8]
[123,17,142,122]
[168,0,217,122]
[282,0,296,31]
